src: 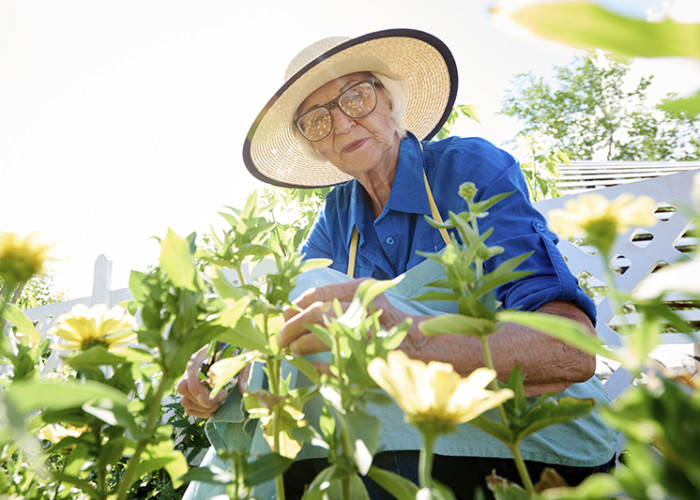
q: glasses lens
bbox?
[338,81,376,118]
[298,107,332,142]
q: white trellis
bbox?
[557,160,700,194]
[538,168,700,398]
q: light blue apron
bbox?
[184,261,618,499]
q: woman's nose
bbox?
[331,107,355,135]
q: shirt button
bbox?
[385,237,395,245]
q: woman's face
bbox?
[297,72,400,179]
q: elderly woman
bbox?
[180,29,617,499]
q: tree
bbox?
[15,272,65,309]
[500,51,700,161]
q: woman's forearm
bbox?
[397,301,597,396]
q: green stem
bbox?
[341,477,350,500]
[508,442,534,494]
[479,336,509,426]
[114,375,171,500]
[265,328,286,500]
[235,263,246,287]
[333,329,344,381]
[419,430,437,489]
[480,335,535,493]
[94,426,106,499]
[275,469,286,500]
[0,281,23,336]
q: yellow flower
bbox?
[368,350,513,434]
[547,193,657,255]
[0,231,51,286]
[50,304,136,351]
[38,423,88,444]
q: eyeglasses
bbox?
[294,77,378,142]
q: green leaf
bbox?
[542,472,621,499]
[298,257,333,274]
[457,104,481,124]
[1,304,42,345]
[469,415,515,443]
[496,311,618,361]
[216,318,268,352]
[98,437,127,469]
[471,271,533,301]
[303,465,345,498]
[128,270,150,303]
[61,441,92,478]
[506,365,527,414]
[52,469,99,498]
[411,291,457,303]
[132,440,189,489]
[356,276,403,308]
[660,89,700,116]
[285,355,321,386]
[207,267,247,300]
[65,345,130,369]
[209,351,260,397]
[491,481,530,500]
[339,412,381,475]
[509,2,700,60]
[82,398,140,434]
[6,379,128,413]
[214,296,252,328]
[471,251,533,294]
[511,397,595,441]
[160,228,197,291]
[556,149,570,165]
[367,466,420,500]
[421,314,498,337]
[179,467,227,485]
[245,453,293,487]
[304,466,368,500]
[470,191,514,216]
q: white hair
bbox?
[293,72,408,163]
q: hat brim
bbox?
[243,28,458,189]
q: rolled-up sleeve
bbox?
[472,151,597,323]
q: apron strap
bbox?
[346,145,451,277]
[347,224,360,279]
[423,170,451,246]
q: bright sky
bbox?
[1,0,699,299]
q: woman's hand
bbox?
[279,279,411,355]
[177,347,251,418]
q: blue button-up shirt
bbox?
[301,133,596,321]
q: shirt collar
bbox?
[383,132,431,216]
[343,178,367,248]
[343,132,432,247]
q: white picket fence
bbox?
[22,255,132,334]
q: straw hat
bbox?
[242,28,458,188]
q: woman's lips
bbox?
[342,138,368,153]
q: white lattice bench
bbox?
[535,169,700,399]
